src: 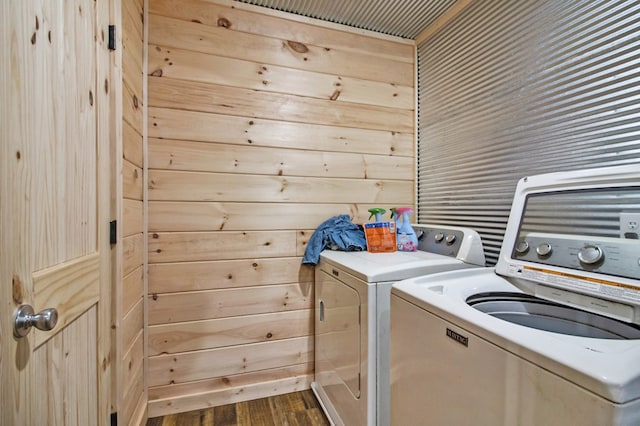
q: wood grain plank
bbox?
[148,231,297,263]
[122,298,143,352]
[33,253,100,348]
[123,48,143,112]
[214,404,237,425]
[148,170,414,204]
[148,14,413,86]
[148,309,312,355]
[268,391,306,425]
[62,306,98,425]
[148,202,387,232]
[122,331,145,405]
[148,77,413,133]
[122,0,143,107]
[146,390,329,426]
[122,198,143,237]
[122,370,145,426]
[123,78,143,135]
[148,257,313,293]
[149,283,312,324]
[148,45,413,109]
[122,233,144,277]
[148,138,413,179]
[149,0,414,61]
[244,398,276,426]
[123,158,143,201]
[149,363,313,402]
[96,0,115,421]
[297,230,314,258]
[122,0,144,70]
[123,120,144,168]
[122,265,144,316]
[287,408,328,426]
[148,374,313,418]
[148,107,413,156]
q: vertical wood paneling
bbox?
[147,0,415,416]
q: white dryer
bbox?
[312,224,486,426]
[391,165,640,425]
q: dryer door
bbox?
[316,269,361,398]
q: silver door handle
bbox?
[13,305,58,338]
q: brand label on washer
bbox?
[446,328,468,347]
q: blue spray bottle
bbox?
[393,207,418,251]
[368,207,386,222]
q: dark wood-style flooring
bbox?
[146,390,331,426]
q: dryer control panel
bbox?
[412,224,486,266]
[513,233,640,280]
[414,226,466,257]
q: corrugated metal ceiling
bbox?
[234,0,457,39]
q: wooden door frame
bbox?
[98,0,116,424]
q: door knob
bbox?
[13,305,58,338]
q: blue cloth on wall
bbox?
[302,214,367,265]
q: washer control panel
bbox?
[513,232,640,280]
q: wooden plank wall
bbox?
[146,0,415,416]
[120,0,147,423]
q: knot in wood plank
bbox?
[217,17,232,28]
[287,40,309,54]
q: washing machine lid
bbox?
[495,164,640,320]
[319,250,474,283]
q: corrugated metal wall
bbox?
[417,0,640,265]
[235,0,456,38]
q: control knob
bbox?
[515,241,529,255]
[434,232,444,243]
[578,245,604,265]
[445,234,456,244]
[536,242,552,257]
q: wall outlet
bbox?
[620,212,640,239]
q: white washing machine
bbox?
[391,165,640,426]
[312,224,486,426]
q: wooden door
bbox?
[1,0,112,424]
